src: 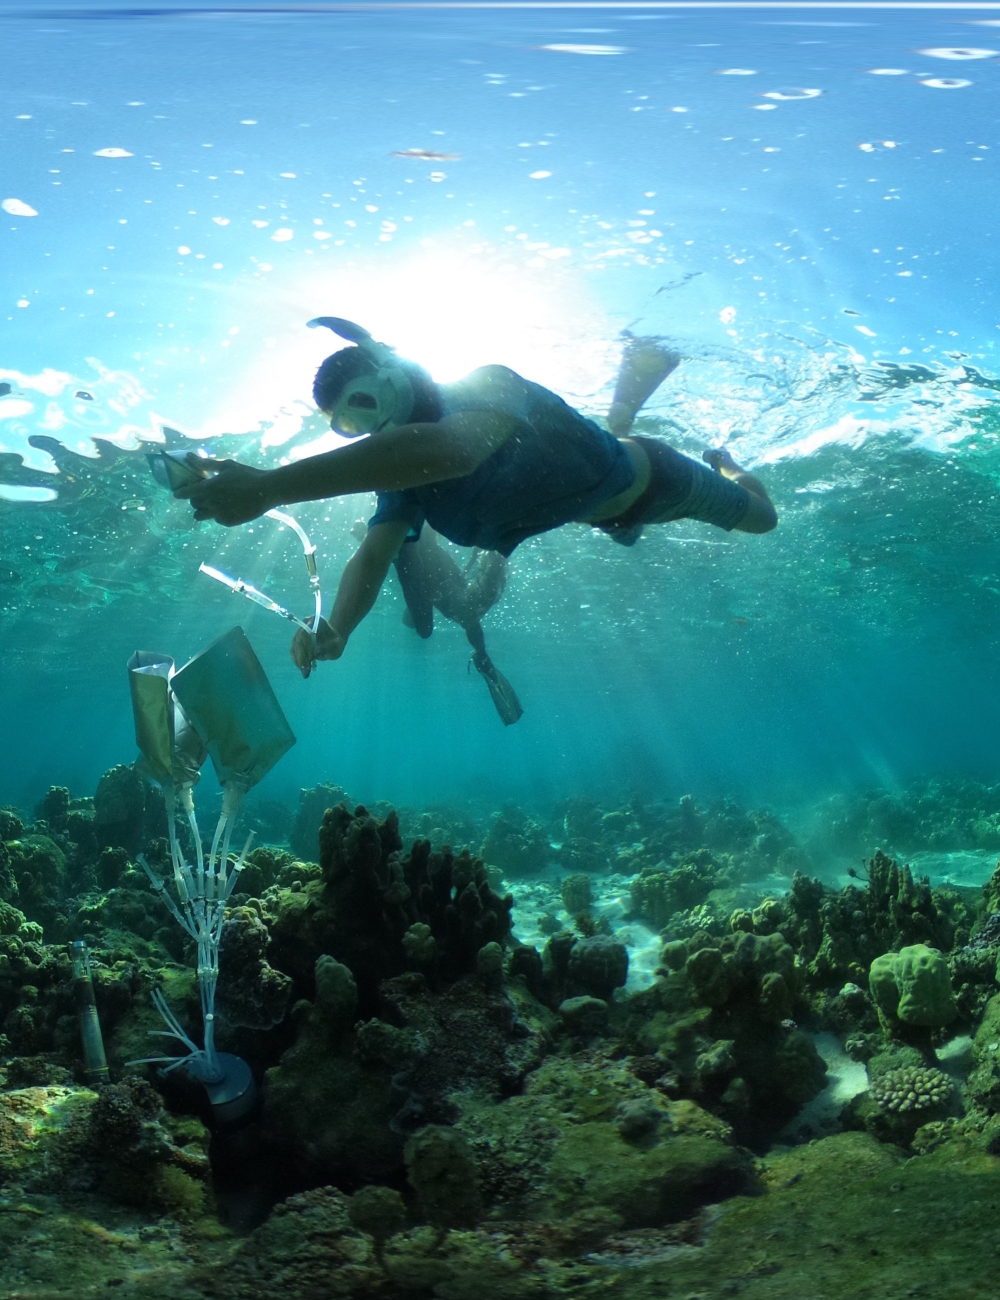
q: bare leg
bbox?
[607,333,682,436]
[394,531,510,639]
[464,551,508,623]
[388,528,522,721]
[394,533,441,637]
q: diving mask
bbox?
[308,315,415,436]
[329,368,415,436]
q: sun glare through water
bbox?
[223,240,624,459]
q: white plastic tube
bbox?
[199,509,323,631]
[266,509,323,629]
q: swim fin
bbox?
[473,652,524,726]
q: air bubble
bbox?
[919,78,973,89]
[915,46,997,60]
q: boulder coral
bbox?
[480,805,550,879]
[869,944,957,1036]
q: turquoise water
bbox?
[8,5,1000,1293]
[2,4,999,813]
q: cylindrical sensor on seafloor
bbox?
[72,939,110,1087]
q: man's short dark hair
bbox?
[313,347,377,413]
[312,347,443,423]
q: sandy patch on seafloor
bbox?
[777,1032,869,1143]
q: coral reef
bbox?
[404,1124,482,1228]
[513,930,630,1012]
[840,1042,963,1149]
[0,808,25,841]
[0,1077,210,1217]
[965,992,1000,1112]
[480,805,550,879]
[260,954,552,1188]
[233,844,294,900]
[869,943,957,1037]
[629,848,728,930]
[290,782,351,863]
[269,802,516,1001]
[1,906,69,1055]
[730,851,971,998]
[455,1050,753,1229]
[869,1064,952,1114]
[10,771,1000,1299]
[620,926,827,1147]
[197,1185,389,1298]
[810,776,1000,858]
[215,907,293,1030]
[559,872,592,918]
[93,765,162,857]
[5,834,66,928]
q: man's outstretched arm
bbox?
[291,519,410,678]
[184,409,522,527]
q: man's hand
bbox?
[290,616,346,679]
[179,455,275,526]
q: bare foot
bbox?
[703,447,741,477]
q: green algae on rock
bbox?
[0,1079,211,1220]
[454,1050,754,1229]
[405,1124,483,1228]
[869,943,958,1033]
[618,923,827,1147]
[629,848,728,931]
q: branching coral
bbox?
[869,1065,952,1115]
[745,852,968,994]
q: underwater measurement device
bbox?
[149,448,323,632]
[72,939,110,1087]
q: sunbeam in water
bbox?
[2,4,1000,1292]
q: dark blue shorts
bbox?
[600,436,751,546]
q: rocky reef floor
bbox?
[7,776,1000,1298]
[2,1125,999,1299]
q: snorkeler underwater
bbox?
[6,2,1000,1296]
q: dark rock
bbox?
[615,1096,662,1144]
[290,783,350,863]
[216,907,293,1030]
[567,936,629,1001]
[405,1124,482,1228]
[558,995,610,1036]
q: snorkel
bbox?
[307,316,416,435]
